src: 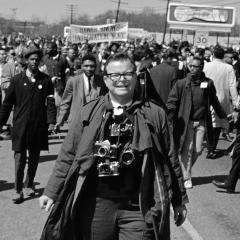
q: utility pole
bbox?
[66,4,78,25]
[10,8,17,20]
[10,8,17,34]
[162,0,170,44]
[111,0,127,23]
[116,0,121,23]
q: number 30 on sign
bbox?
[195,31,208,46]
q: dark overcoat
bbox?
[167,73,227,152]
[40,94,188,240]
[150,62,177,104]
[0,71,56,151]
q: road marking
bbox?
[171,208,204,240]
[182,218,204,240]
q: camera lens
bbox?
[100,164,111,174]
[121,150,134,165]
[98,146,109,157]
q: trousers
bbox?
[14,149,40,192]
[74,197,157,240]
[179,120,205,180]
[207,127,221,153]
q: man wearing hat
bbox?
[0,45,57,203]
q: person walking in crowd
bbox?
[133,46,165,105]
[0,53,26,140]
[212,110,240,193]
[39,53,188,240]
[94,42,107,76]
[150,49,178,104]
[0,47,7,107]
[167,56,227,189]
[204,46,239,158]
[0,47,8,137]
[222,49,239,141]
[41,42,68,113]
[0,45,56,203]
[232,51,240,89]
[109,42,120,55]
[55,54,108,130]
[65,47,77,77]
[178,46,191,79]
[203,48,212,63]
[223,50,234,66]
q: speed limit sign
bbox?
[195,31,209,46]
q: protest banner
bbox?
[69,22,128,43]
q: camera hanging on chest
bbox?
[94,111,139,177]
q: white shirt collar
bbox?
[26,69,37,82]
[83,73,93,81]
[98,53,102,62]
[111,98,132,115]
[52,54,59,60]
[26,68,32,78]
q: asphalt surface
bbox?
[0,129,239,240]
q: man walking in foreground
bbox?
[39,53,188,240]
[0,46,56,203]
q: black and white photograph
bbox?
[0,0,240,239]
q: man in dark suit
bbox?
[0,46,56,203]
[150,51,177,104]
[55,54,107,129]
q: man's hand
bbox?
[39,195,54,212]
[54,123,60,133]
[232,111,239,123]
[174,205,187,226]
[51,76,60,83]
[2,82,10,90]
[48,124,55,133]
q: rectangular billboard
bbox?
[167,3,235,32]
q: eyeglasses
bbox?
[189,64,201,69]
[106,72,135,82]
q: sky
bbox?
[0,0,168,23]
[0,0,239,24]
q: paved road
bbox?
[0,130,239,240]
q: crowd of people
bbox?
[0,33,240,239]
